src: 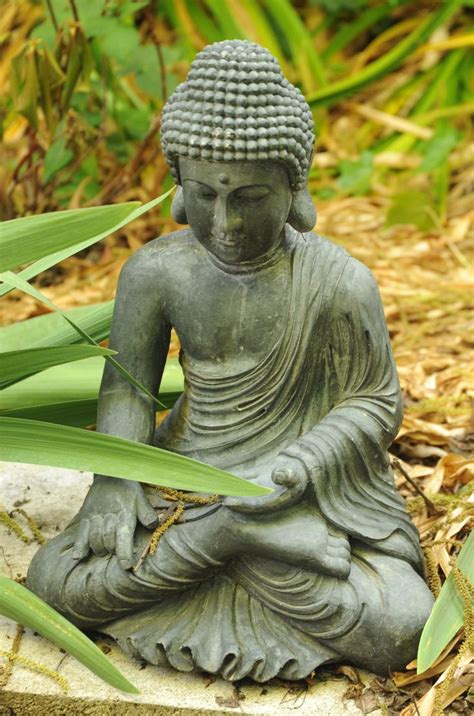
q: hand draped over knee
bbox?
[225,455,309,514]
[70,476,158,570]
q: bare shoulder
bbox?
[118,228,195,290]
[122,228,194,272]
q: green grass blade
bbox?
[0,356,183,411]
[227,0,286,66]
[203,0,246,39]
[0,417,271,496]
[0,357,106,411]
[321,4,394,60]
[0,272,167,410]
[159,0,201,57]
[0,301,114,352]
[417,532,474,674]
[0,576,139,694]
[0,190,174,297]
[381,49,465,155]
[261,0,327,90]
[185,0,221,43]
[307,0,463,107]
[0,345,115,388]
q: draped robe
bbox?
[28,230,430,681]
[103,232,425,679]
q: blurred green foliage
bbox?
[0,0,472,223]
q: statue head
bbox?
[160,40,316,263]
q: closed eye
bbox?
[184,179,217,200]
[234,186,270,201]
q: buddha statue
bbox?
[27,40,433,682]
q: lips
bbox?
[213,234,243,247]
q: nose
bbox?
[214,197,243,235]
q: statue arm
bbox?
[226,260,415,562]
[278,262,421,569]
[96,250,171,443]
[283,262,402,466]
[71,248,171,568]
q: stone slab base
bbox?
[0,462,379,715]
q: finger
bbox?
[72,519,90,561]
[333,558,351,580]
[224,496,267,513]
[103,513,117,554]
[272,468,297,488]
[137,491,158,529]
[224,486,286,514]
[116,509,135,570]
[328,534,351,554]
[89,514,107,556]
[326,540,351,559]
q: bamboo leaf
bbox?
[417,532,474,674]
[0,576,139,694]
[0,356,183,426]
[0,356,183,407]
[0,345,115,388]
[0,417,271,496]
[0,203,137,273]
[0,272,167,410]
[0,301,114,352]
[0,190,174,291]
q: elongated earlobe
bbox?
[288,188,317,232]
[171,186,188,224]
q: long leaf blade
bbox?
[0,576,139,694]
[417,531,474,673]
[0,203,137,272]
[0,417,271,496]
[0,190,174,297]
[0,272,167,410]
[0,357,183,426]
[0,359,181,424]
[0,345,115,388]
[0,301,114,352]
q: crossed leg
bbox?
[27,501,349,627]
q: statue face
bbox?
[180,158,292,264]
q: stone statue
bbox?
[27,40,433,682]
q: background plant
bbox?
[0,0,472,712]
